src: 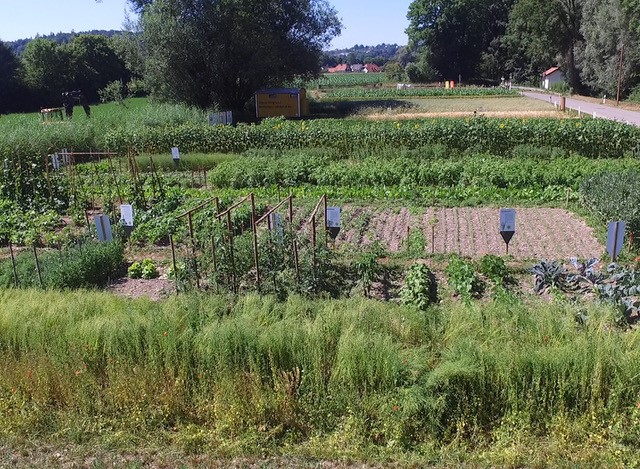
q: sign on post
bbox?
[607,221,626,262]
[208,111,233,125]
[120,204,134,227]
[94,215,113,242]
[120,204,134,239]
[327,207,341,239]
[269,213,284,243]
[499,208,516,254]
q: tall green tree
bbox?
[501,0,559,84]
[67,34,128,101]
[0,41,23,113]
[578,0,639,97]
[140,0,341,111]
[21,38,71,105]
[406,0,514,81]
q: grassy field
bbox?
[2,93,640,467]
[1,289,640,467]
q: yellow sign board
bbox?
[255,88,308,118]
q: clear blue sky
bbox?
[0,0,411,48]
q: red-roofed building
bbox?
[364,63,381,73]
[327,64,350,73]
[542,66,564,89]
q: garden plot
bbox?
[335,206,603,259]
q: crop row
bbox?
[101,117,639,158]
[208,148,640,192]
[323,87,521,99]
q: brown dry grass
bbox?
[365,110,564,120]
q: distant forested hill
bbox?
[7,30,124,56]
[322,43,401,66]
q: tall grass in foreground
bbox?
[1,290,640,464]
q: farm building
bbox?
[350,64,364,72]
[254,88,309,118]
[364,63,382,73]
[542,66,565,89]
[327,64,350,73]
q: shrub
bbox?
[445,255,484,302]
[0,240,125,289]
[400,263,438,310]
[580,170,640,235]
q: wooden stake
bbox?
[8,241,18,288]
[170,235,178,294]
[33,245,43,288]
[250,193,260,288]
[187,212,199,289]
[289,196,300,284]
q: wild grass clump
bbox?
[0,290,639,464]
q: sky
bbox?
[0,0,411,49]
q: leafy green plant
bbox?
[478,254,515,289]
[531,259,569,294]
[400,262,438,310]
[353,243,386,298]
[445,255,484,302]
[128,258,159,279]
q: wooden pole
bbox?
[616,44,625,106]
[289,196,300,284]
[311,214,317,269]
[8,241,18,288]
[250,193,260,288]
[227,210,236,293]
[33,245,43,288]
[170,235,178,294]
[187,212,200,289]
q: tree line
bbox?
[403,0,640,96]
[0,33,137,113]
[2,0,640,115]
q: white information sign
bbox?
[51,154,60,171]
[120,204,134,227]
[499,208,516,232]
[171,147,180,160]
[94,215,113,242]
[327,207,341,228]
[269,213,283,243]
[607,221,626,260]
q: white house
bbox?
[542,66,565,89]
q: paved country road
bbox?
[522,90,640,127]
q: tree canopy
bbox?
[140,0,341,111]
[0,42,23,113]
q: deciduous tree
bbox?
[140,0,341,111]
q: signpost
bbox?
[120,204,134,239]
[499,208,516,254]
[327,207,341,240]
[269,213,284,243]
[94,215,113,242]
[607,221,625,262]
[171,147,180,168]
